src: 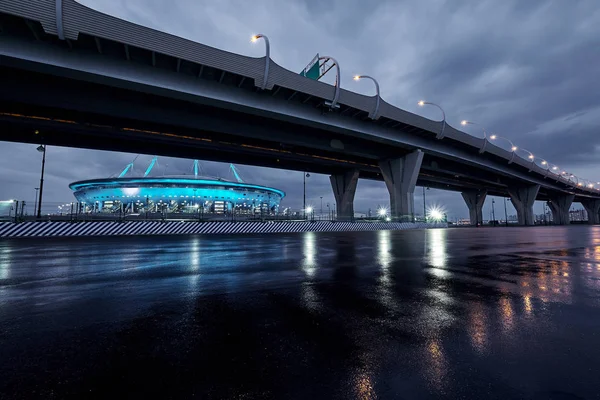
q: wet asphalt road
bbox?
[1,226,600,399]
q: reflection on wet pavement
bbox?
[1,226,600,399]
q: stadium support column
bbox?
[547,194,574,225]
[379,150,424,222]
[330,169,359,221]
[581,199,600,225]
[508,184,540,226]
[461,190,487,226]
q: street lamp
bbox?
[36,145,46,219]
[461,120,488,153]
[320,196,323,219]
[418,101,446,139]
[422,186,430,222]
[354,75,380,119]
[488,134,518,162]
[318,56,341,109]
[251,34,270,90]
[33,187,39,216]
[303,172,310,219]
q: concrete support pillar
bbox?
[508,184,540,226]
[581,199,600,225]
[330,169,359,220]
[547,195,574,225]
[461,190,487,226]
[379,150,424,221]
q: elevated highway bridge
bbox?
[1,0,599,224]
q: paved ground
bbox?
[1,226,599,399]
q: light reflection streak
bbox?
[301,282,320,312]
[499,295,514,332]
[302,232,317,278]
[468,301,487,353]
[187,237,201,288]
[376,230,394,308]
[425,338,448,391]
[354,372,376,400]
[523,294,533,315]
[0,247,10,280]
[427,229,448,277]
[377,230,391,283]
[190,237,200,272]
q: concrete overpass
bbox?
[1,0,599,225]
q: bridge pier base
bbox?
[547,195,574,225]
[330,169,359,221]
[581,199,600,225]
[461,190,487,226]
[508,184,540,226]
[379,150,424,222]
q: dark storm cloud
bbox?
[1,0,598,219]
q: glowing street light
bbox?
[487,133,519,163]
[418,100,446,139]
[461,120,487,138]
[251,34,270,90]
[377,207,388,217]
[427,207,444,222]
[518,147,536,166]
[354,75,380,119]
[461,120,488,153]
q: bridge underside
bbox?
[0,65,571,202]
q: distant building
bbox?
[569,209,587,222]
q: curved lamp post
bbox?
[418,101,446,139]
[36,144,46,219]
[569,174,580,187]
[487,134,518,163]
[354,75,380,119]
[516,147,535,168]
[461,120,487,153]
[251,34,270,90]
[319,56,341,109]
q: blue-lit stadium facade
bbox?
[69,177,285,214]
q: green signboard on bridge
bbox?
[300,54,320,80]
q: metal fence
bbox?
[4,200,429,224]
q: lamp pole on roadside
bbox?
[33,187,39,216]
[36,145,47,219]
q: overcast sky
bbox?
[1,0,599,219]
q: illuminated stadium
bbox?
[69,158,285,214]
